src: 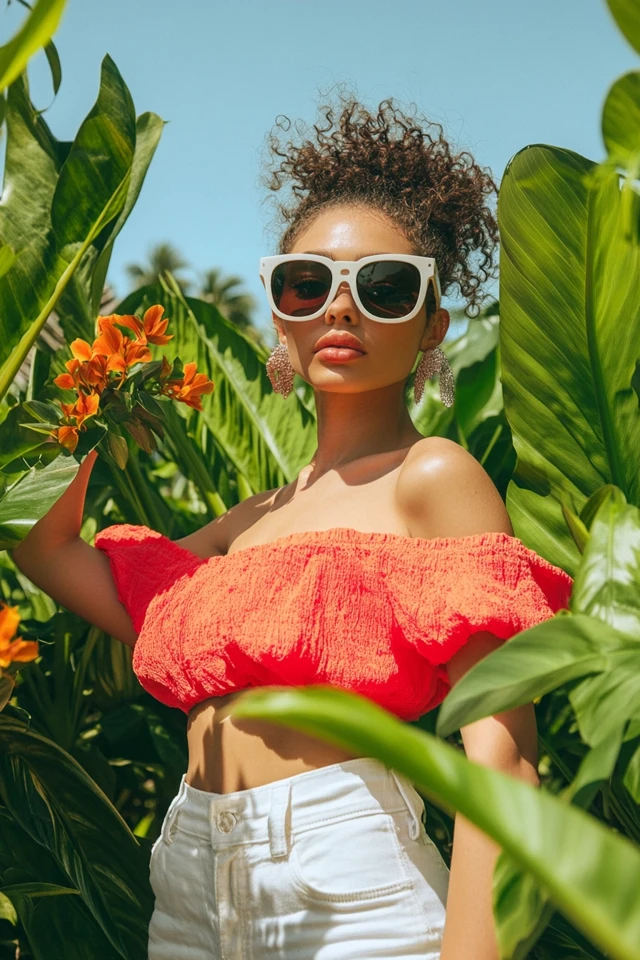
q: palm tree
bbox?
[125,246,266,347]
[125,242,192,291]
[198,268,257,332]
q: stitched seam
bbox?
[292,804,408,835]
[289,813,415,903]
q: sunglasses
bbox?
[259,253,441,324]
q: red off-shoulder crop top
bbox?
[94,524,573,721]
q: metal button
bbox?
[216,810,237,834]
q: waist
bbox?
[186,692,359,792]
[162,757,425,851]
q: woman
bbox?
[13,94,572,959]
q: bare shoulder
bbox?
[173,487,279,558]
[396,436,513,539]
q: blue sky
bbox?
[4,0,637,338]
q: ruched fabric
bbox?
[94,524,573,721]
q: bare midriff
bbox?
[184,438,425,795]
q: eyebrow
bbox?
[301,250,372,260]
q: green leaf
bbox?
[498,147,640,575]
[43,39,62,96]
[0,55,142,402]
[569,659,640,746]
[0,402,60,467]
[0,242,16,278]
[0,882,79,898]
[0,715,153,958]
[0,0,67,93]
[21,399,63,422]
[623,743,640,801]
[51,55,134,248]
[0,891,17,924]
[571,495,640,635]
[224,685,640,960]
[607,0,640,53]
[602,72,640,161]
[0,453,78,550]
[567,724,627,805]
[436,613,611,738]
[87,111,164,320]
[580,483,624,529]
[492,852,556,960]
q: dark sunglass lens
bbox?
[356,261,421,318]
[271,260,332,317]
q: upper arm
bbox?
[397,438,537,774]
[12,537,139,650]
[397,437,514,681]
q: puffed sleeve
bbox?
[384,531,573,666]
[94,523,203,633]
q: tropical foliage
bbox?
[0,1,637,958]
[125,243,263,343]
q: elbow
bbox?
[470,750,540,788]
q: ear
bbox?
[273,315,286,343]
[420,307,450,351]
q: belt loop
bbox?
[268,780,292,860]
[390,769,421,841]
[162,774,187,844]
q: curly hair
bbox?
[260,88,499,318]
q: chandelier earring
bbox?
[413,346,455,407]
[266,342,295,398]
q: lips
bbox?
[313,335,366,353]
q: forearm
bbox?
[440,758,539,960]
[12,448,98,561]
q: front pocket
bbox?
[289,810,414,903]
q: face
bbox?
[264,205,450,395]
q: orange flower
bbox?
[0,601,38,670]
[53,338,110,394]
[92,319,152,374]
[160,361,215,412]
[60,391,100,429]
[55,424,81,453]
[103,305,174,346]
[51,391,101,453]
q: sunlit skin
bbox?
[266,204,451,479]
[185,203,532,960]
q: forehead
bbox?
[291,205,415,258]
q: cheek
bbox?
[373,326,421,365]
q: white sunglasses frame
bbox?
[259,253,441,324]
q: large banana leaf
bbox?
[0,56,162,401]
[498,148,640,575]
[0,714,153,959]
[0,0,67,93]
[223,685,640,960]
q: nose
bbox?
[325,281,360,324]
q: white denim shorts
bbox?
[147,756,449,959]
